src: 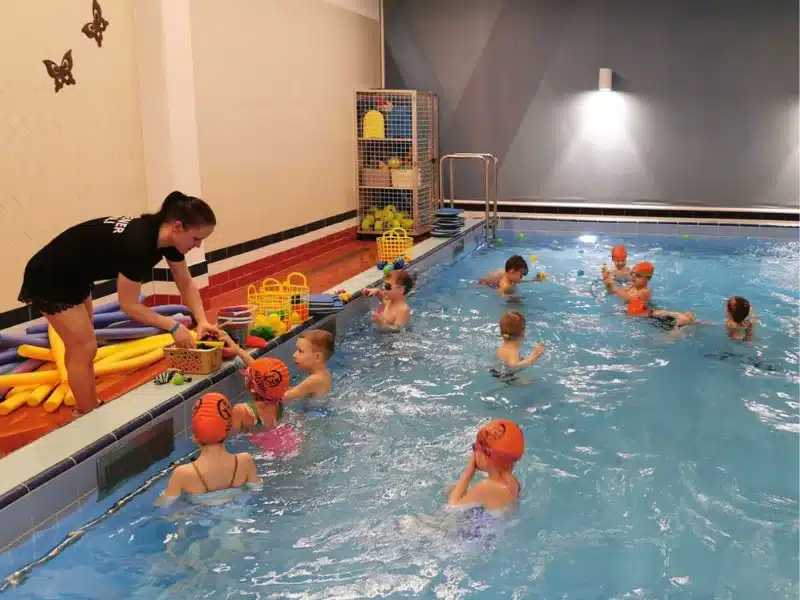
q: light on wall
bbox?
[598,68,613,92]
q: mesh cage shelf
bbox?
[355,90,439,237]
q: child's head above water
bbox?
[473,419,524,472]
[630,261,654,288]
[499,311,526,341]
[385,269,413,300]
[192,393,233,446]
[504,255,529,283]
[611,245,628,269]
[726,296,751,324]
[294,329,334,372]
[243,357,291,402]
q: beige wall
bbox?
[190,0,382,251]
[0,0,146,312]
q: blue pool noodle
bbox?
[0,333,49,349]
[25,304,189,334]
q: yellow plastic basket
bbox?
[246,278,288,321]
[283,272,310,324]
[246,272,310,326]
[377,228,413,263]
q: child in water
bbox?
[726,296,756,341]
[491,311,545,382]
[284,329,334,401]
[157,393,261,506]
[480,255,545,297]
[363,269,413,330]
[447,419,524,536]
[627,299,698,330]
[602,245,631,288]
[603,261,654,312]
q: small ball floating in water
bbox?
[518,233,525,240]
[530,254,537,262]
[681,233,690,239]
[577,269,585,277]
[496,238,504,246]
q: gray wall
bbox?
[384,0,799,209]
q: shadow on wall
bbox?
[383,0,800,209]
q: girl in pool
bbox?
[158,393,261,507]
[447,420,524,519]
[603,261,654,314]
[17,191,220,416]
[601,245,631,291]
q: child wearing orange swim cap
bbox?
[603,260,653,309]
[158,393,260,505]
[230,354,292,431]
[601,246,631,290]
[447,419,524,515]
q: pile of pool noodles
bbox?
[0,296,194,415]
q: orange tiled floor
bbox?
[0,240,379,456]
[205,240,379,318]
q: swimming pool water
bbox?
[5,233,799,599]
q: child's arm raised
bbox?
[219,330,255,367]
[520,343,545,367]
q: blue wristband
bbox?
[169,322,181,335]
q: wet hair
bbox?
[392,269,414,295]
[148,191,216,228]
[302,329,334,360]
[499,311,526,340]
[727,296,751,324]
[505,255,529,275]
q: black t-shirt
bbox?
[27,215,185,284]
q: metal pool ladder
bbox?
[439,153,499,243]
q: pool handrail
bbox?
[439,153,498,243]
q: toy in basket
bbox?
[246,272,310,328]
[377,228,413,264]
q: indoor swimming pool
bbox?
[4,232,799,599]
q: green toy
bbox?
[250,325,275,341]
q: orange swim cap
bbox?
[245,357,290,401]
[475,419,524,467]
[611,245,627,261]
[191,393,232,445]
[627,298,651,316]
[632,261,654,277]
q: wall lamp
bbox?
[598,68,613,92]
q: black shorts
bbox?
[18,263,92,315]
[648,315,677,331]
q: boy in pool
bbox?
[494,311,545,375]
[284,329,334,401]
[725,296,756,341]
[603,261,654,311]
[627,299,699,330]
[363,269,413,330]
[479,255,545,297]
[447,420,524,522]
[157,393,261,506]
[601,245,631,290]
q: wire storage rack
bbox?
[355,90,439,237]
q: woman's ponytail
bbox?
[150,191,216,227]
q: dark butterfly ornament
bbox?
[82,0,109,48]
[42,50,76,93]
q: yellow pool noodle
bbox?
[94,333,176,368]
[7,384,38,398]
[0,392,34,415]
[27,383,58,407]
[48,326,68,383]
[18,345,53,362]
[94,347,165,378]
[64,387,75,407]
[43,382,69,412]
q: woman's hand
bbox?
[172,324,195,348]
[196,321,221,339]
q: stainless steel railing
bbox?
[439,153,498,243]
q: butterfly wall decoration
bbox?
[42,50,76,93]
[81,0,109,48]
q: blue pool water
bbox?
[5,233,799,599]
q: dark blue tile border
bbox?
[24,458,76,492]
[71,434,117,466]
[0,485,29,510]
[7,221,480,513]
